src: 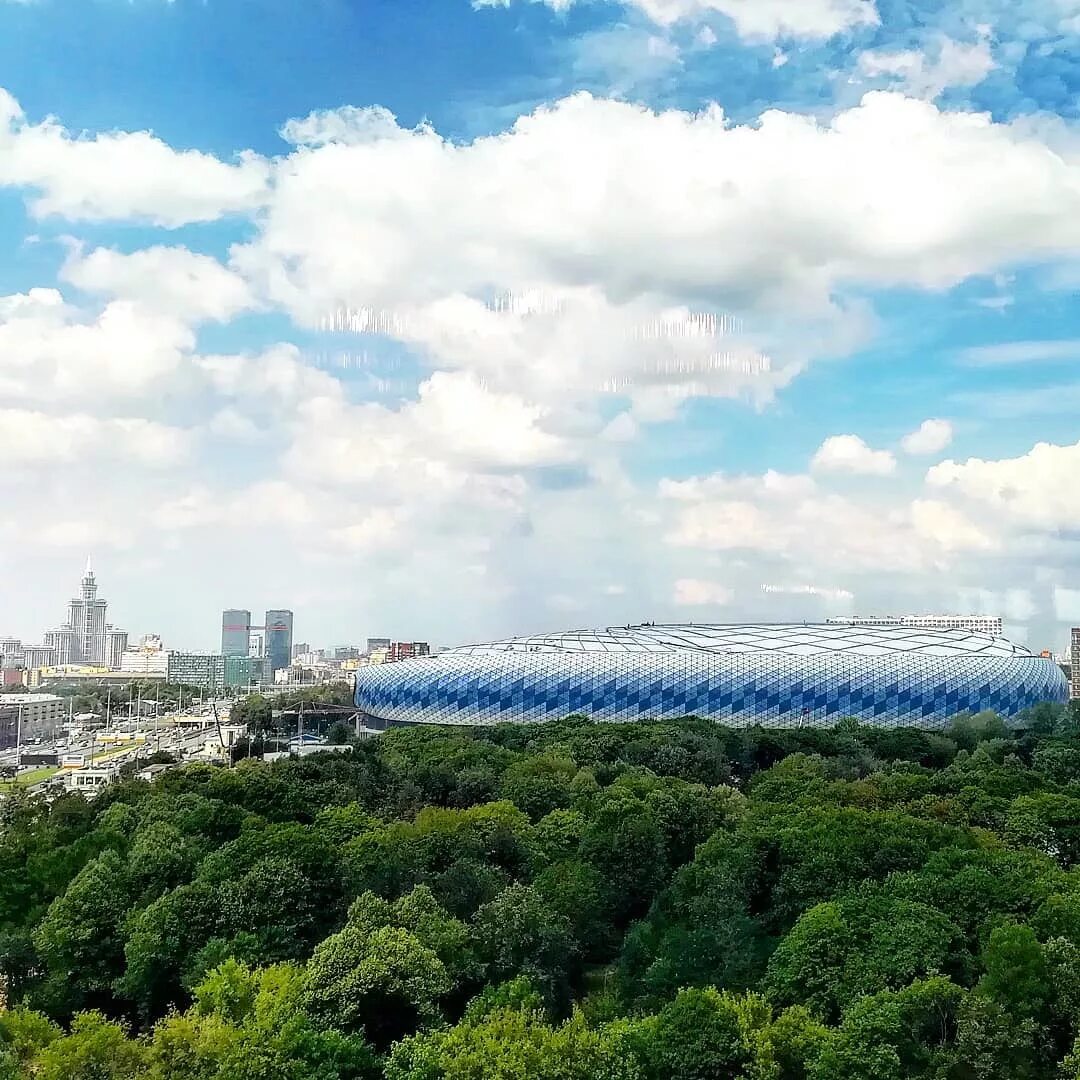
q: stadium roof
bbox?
[444,623,1035,660]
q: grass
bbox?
[0,767,61,790]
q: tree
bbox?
[33,1011,146,1080]
[763,892,970,1022]
[303,923,451,1048]
[386,1005,640,1080]
[149,960,379,1080]
[579,790,667,926]
[472,884,577,1011]
[642,987,751,1080]
[498,754,577,821]
[326,721,355,746]
[32,851,132,1014]
[808,978,964,1080]
[976,922,1052,1022]
[230,695,272,736]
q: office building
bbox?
[828,614,1004,636]
[388,641,430,663]
[264,610,294,675]
[0,638,22,660]
[1072,628,1080,700]
[225,655,265,691]
[167,652,227,691]
[357,623,1068,731]
[366,638,390,655]
[0,694,65,749]
[22,646,56,670]
[43,626,77,666]
[221,610,252,658]
[249,631,265,658]
[105,627,129,670]
[293,642,311,659]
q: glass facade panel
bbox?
[355,623,1069,730]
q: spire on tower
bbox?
[84,554,93,579]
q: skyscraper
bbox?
[70,558,109,664]
[264,610,294,675]
[221,610,252,657]
[44,559,112,666]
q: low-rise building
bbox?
[388,641,431,663]
[828,614,1004,636]
[64,763,122,792]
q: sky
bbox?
[2,0,1080,653]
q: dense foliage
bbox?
[1,704,1080,1076]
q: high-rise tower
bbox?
[264,610,294,676]
[65,558,109,665]
[221,610,252,657]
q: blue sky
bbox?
[2,0,1080,652]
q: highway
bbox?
[1,699,237,794]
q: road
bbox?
[1,699,236,794]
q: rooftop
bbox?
[445,623,1036,660]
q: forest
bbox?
[0,704,1080,1077]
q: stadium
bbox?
[353,623,1069,730]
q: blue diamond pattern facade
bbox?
[354,623,1069,729]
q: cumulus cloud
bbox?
[661,464,998,577]
[926,439,1080,529]
[0,88,269,226]
[61,245,257,324]
[0,287,195,402]
[284,371,574,495]
[237,92,1080,337]
[811,434,896,475]
[901,418,953,455]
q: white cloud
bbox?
[661,463,1000,576]
[476,0,878,40]
[910,499,996,552]
[0,88,269,226]
[0,408,190,467]
[238,91,1080,339]
[927,439,1080,529]
[673,578,733,605]
[61,245,257,324]
[901,418,953,455]
[811,434,896,475]
[0,288,195,402]
[857,34,995,99]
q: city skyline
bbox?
[2,0,1080,653]
[2,557,1078,662]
